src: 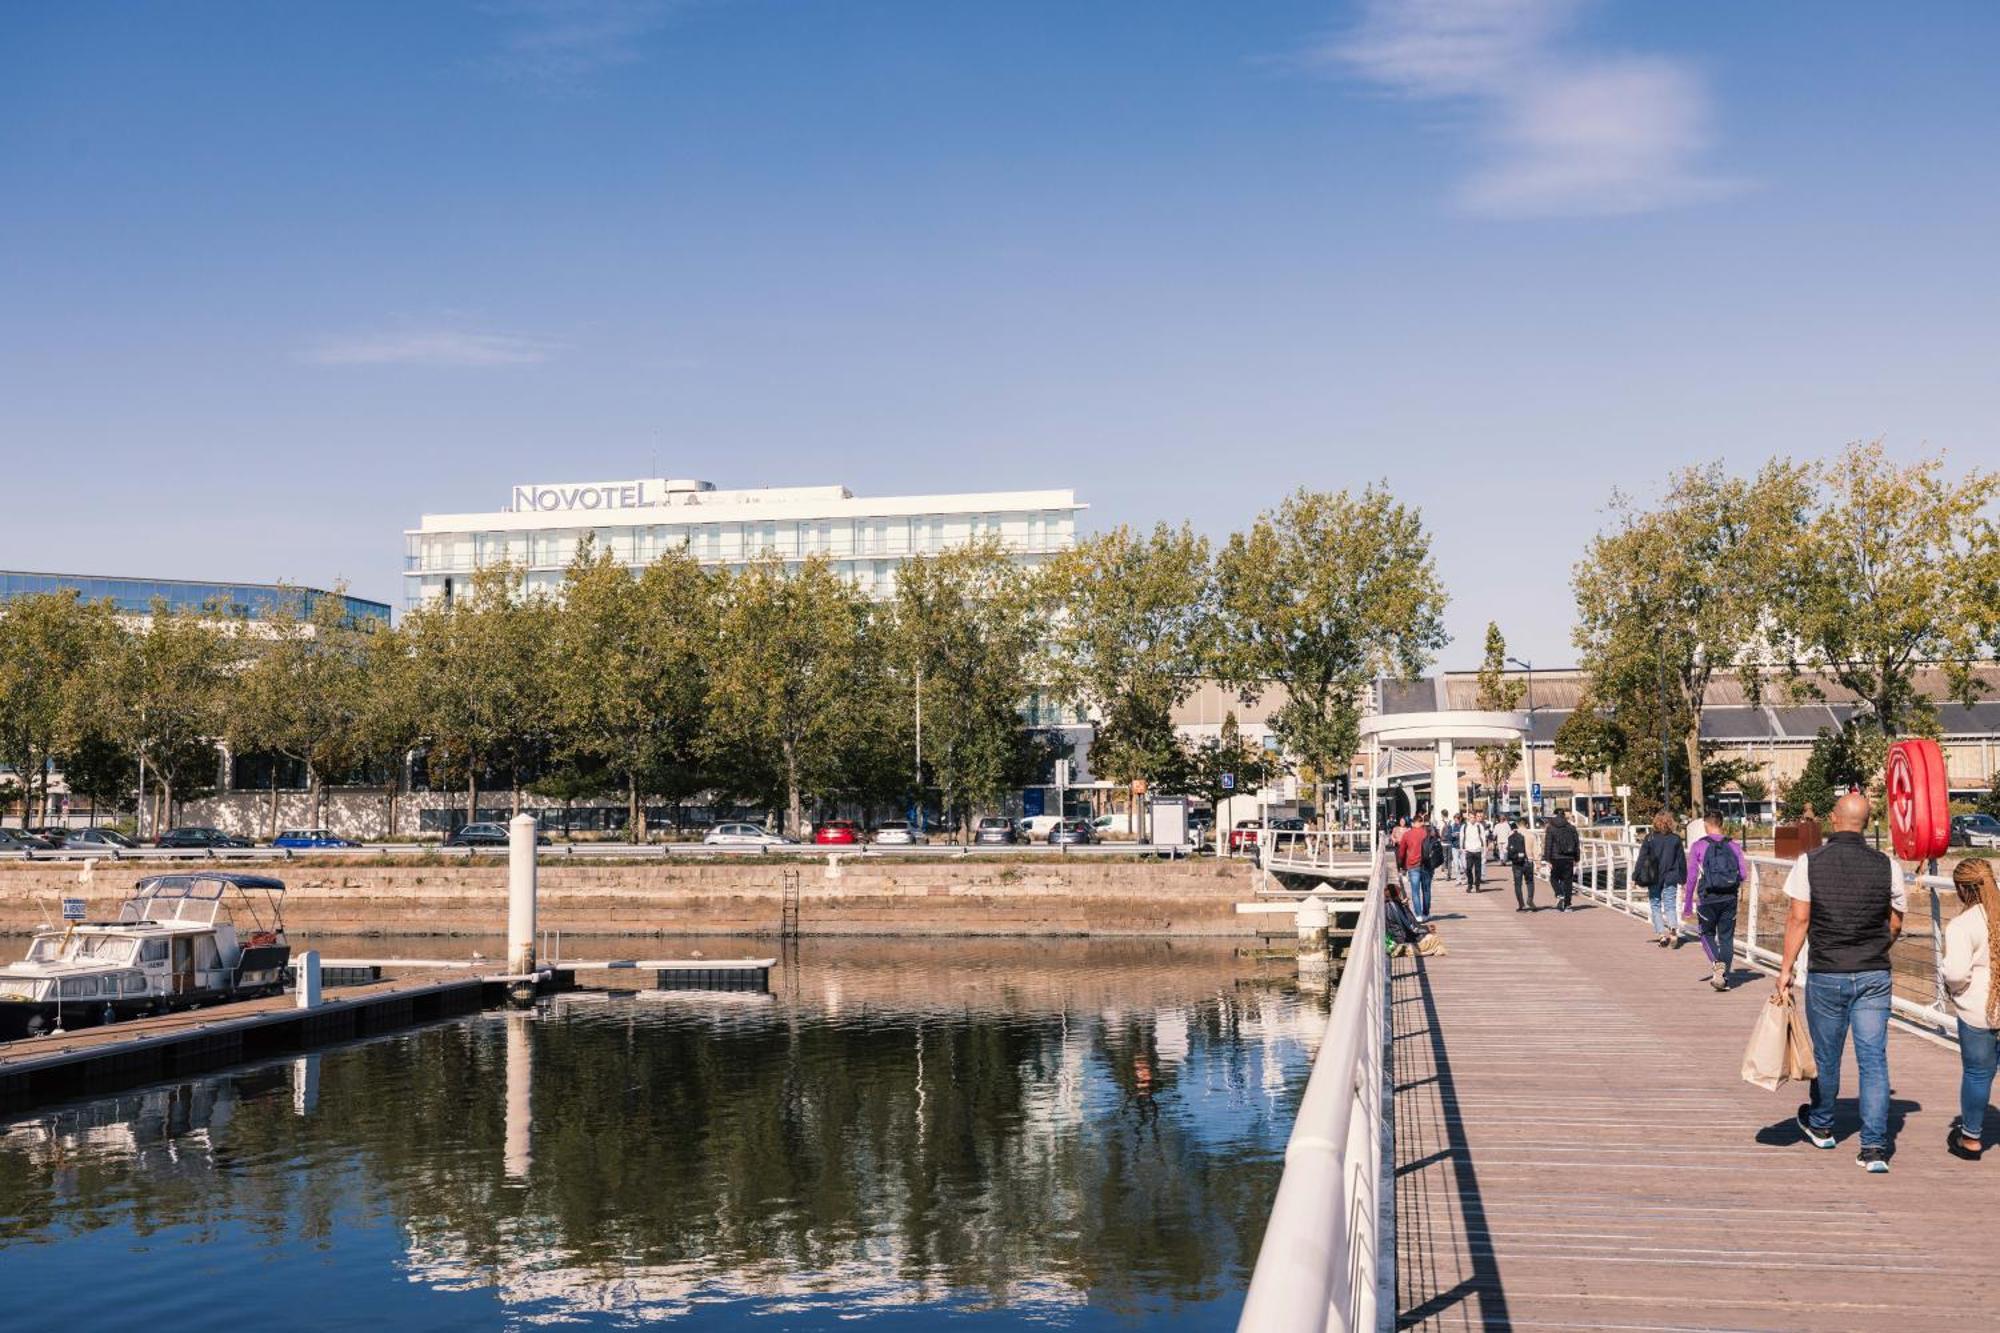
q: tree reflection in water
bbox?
[0,938,1325,1329]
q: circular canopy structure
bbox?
[1360,710,1529,749]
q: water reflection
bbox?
[0,940,1323,1329]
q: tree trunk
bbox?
[1685,728,1705,815]
[385,777,399,840]
[310,769,324,828]
[467,770,479,828]
[783,741,802,839]
[628,774,643,844]
[267,769,280,840]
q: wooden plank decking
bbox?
[1394,879,1999,1331]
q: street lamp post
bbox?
[1508,657,1539,831]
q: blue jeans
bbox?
[1804,970,1892,1150]
[1406,867,1432,919]
[1959,1019,1998,1139]
[1646,886,1677,935]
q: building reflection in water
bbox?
[0,938,1325,1328]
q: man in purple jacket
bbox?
[1684,811,1750,992]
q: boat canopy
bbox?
[121,874,286,930]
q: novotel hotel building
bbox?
[404,477,1086,606]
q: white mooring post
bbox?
[295,950,322,1009]
[508,814,539,976]
[1296,896,1331,973]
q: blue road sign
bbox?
[1530,783,1543,804]
[1221,773,1236,791]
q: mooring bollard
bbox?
[1295,896,1331,973]
[295,950,322,1010]
[508,814,538,983]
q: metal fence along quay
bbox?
[1237,846,1392,1333]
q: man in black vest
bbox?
[1775,792,1907,1173]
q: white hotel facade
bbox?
[405,476,1086,606]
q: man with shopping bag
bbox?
[1742,993,1818,1091]
[1774,792,1906,1173]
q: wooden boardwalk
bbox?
[1394,878,2000,1331]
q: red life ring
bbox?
[1886,738,1949,862]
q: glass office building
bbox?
[405,477,1086,606]
[0,570,391,625]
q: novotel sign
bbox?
[511,479,677,513]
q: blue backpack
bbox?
[1697,839,1741,895]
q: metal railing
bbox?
[0,840,1200,865]
[1258,829,1379,875]
[1238,850,1392,1333]
[1573,831,1960,1040]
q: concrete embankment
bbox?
[0,855,1260,938]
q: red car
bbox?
[1228,819,1264,853]
[812,820,861,846]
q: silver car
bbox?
[703,822,796,848]
[872,820,929,846]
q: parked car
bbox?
[812,820,861,846]
[972,816,1019,846]
[443,822,551,848]
[1952,813,2000,849]
[1228,819,1264,854]
[1269,817,1308,850]
[1018,815,1063,841]
[155,826,253,849]
[1048,818,1095,846]
[273,828,362,849]
[872,820,928,846]
[703,822,796,847]
[0,828,56,852]
[54,827,137,850]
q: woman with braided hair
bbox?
[1941,858,2000,1160]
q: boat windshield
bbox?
[24,935,63,962]
[74,936,139,965]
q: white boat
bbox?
[0,873,290,1040]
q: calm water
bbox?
[0,939,1322,1330]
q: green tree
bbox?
[352,622,425,839]
[1471,622,1525,810]
[551,544,716,842]
[1572,460,1811,814]
[405,565,549,824]
[1978,772,2000,822]
[1779,725,1873,822]
[1176,712,1273,825]
[889,541,1041,839]
[1772,440,2000,738]
[707,556,869,837]
[0,591,120,823]
[1039,524,1216,815]
[1215,485,1448,796]
[105,602,234,831]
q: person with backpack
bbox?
[1506,818,1535,911]
[1440,812,1460,883]
[1684,811,1749,991]
[1633,811,1688,947]
[1542,809,1582,912]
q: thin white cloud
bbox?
[1329,0,1736,218]
[483,0,684,85]
[304,328,559,368]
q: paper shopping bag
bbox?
[1782,997,1817,1082]
[1741,996,1791,1091]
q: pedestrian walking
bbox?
[1633,811,1688,947]
[1506,819,1535,911]
[1442,812,1461,882]
[1776,792,1906,1173]
[1685,812,1749,990]
[1543,809,1581,912]
[1463,813,1488,892]
[1397,813,1434,922]
[1943,859,1999,1161]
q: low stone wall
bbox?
[0,856,1260,938]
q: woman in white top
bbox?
[1942,859,2000,1160]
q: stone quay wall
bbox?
[0,856,1261,939]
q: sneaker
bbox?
[1710,964,1727,992]
[1796,1105,1836,1150]
[1857,1147,1890,1173]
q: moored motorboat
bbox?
[0,873,290,1040]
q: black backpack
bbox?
[1633,840,1659,888]
[1422,829,1446,869]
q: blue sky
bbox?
[3,0,1996,667]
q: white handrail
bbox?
[1238,849,1391,1333]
